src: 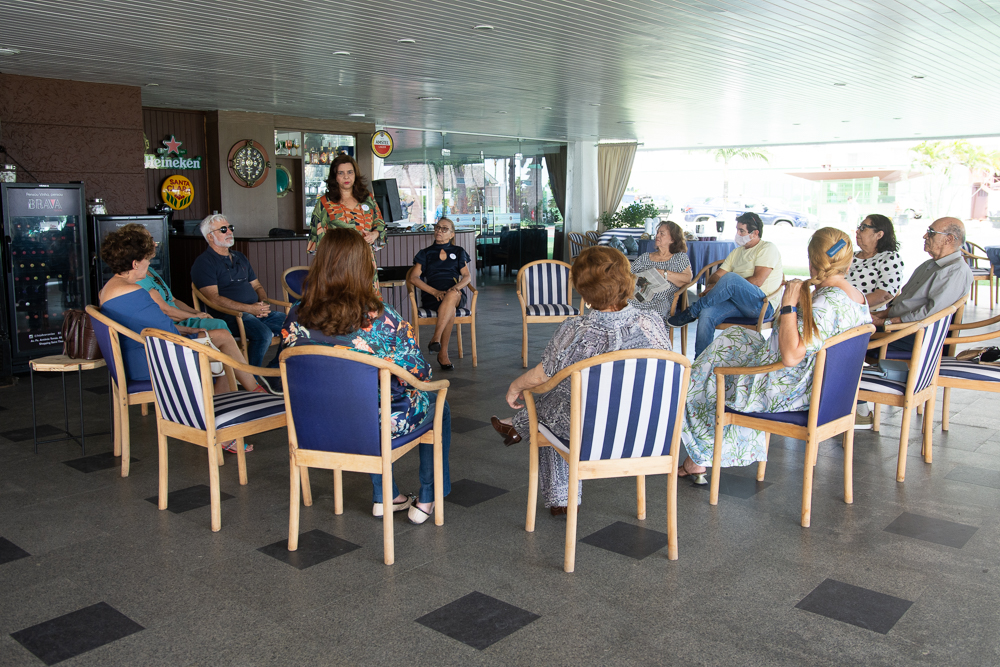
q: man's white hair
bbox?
[200,213,228,241]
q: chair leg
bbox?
[141,403,149,417]
[666,463,678,561]
[301,467,313,506]
[636,475,646,521]
[942,387,951,431]
[710,423,724,505]
[216,440,225,466]
[801,437,818,527]
[843,428,854,504]
[471,316,478,367]
[382,461,395,565]
[564,464,580,573]
[412,321,420,348]
[112,386,122,457]
[119,394,132,478]
[157,428,169,510]
[681,325,687,357]
[873,403,882,432]
[522,318,529,368]
[456,323,464,359]
[434,432,444,527]
[896,406,913,483]
[526,439,539,532]
[757,433,770,481]
[288,462,301,551]
[922,393,935,464]
[333,469,343,514]
[207,438,223,532]
[235,436,248,485]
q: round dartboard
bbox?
[227,139,270,188]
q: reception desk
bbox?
[168,229,476,324]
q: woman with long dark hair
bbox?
[306,153,385,254]
[282,227,452,524]
[846,213,904,311]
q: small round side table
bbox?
[29,355,108,454]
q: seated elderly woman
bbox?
[282,227,452,525]
[408,217,471,370]
[846,214,903,311]
[678,227,871,482]
[98,225,265,450]
[627,220,692,319]
[490,246,672,514]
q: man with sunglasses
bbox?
[191,213,285,367]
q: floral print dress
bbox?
[282,303,431,436]
[682,286,871,468]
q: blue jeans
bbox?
[689,272,773,357]
[230,311,285,367]
[371,397,451,504]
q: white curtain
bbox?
[598,142,638,215]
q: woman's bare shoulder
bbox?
[99,279,142,304]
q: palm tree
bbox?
[713,147,770,219]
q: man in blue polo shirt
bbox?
[190,214,284,367]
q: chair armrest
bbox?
[191,285,245,318]
[949,312,1000,331]
[678,259,725,293]
[714,361,786,377]
[883,320,912,332]
[944,330,1000,345]
[867,319,924,349]
[140,328,282,376]
[264,297,288,308]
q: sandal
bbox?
[677,460,708,485]
[222,440,253,454]
[373,494,414,517]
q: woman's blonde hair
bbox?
[796,227,854,344]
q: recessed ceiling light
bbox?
[618,120,634,124]
[397,38,416,44]
[833,136,840,139]
[560,135,567,139]
[842,120,850,123]
[590,103,601,106]
[473,25,494,30]
[792,123,801,126]
[333,50,350,56]
[497,110,507,114]
[542,106,552,110]
[417,96,441,101]
[914,132,922,135]
[893,117,902,120]
[0,47,21,56]
[912,75,925,79]
[348,113,365,117]
[145,83,159,87]
[833,82,847,86]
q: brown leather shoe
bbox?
[549,506,568,516]
[491,416,521,446]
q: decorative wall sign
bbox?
[144,133,203,169]
[371,130,393,159]
[161,175,194,210]
[228,139,271,188]
[275,164,291,198]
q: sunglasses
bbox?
[857,223,875,231]
[925,227,951,238]
[212,225,236,234]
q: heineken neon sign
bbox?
[144,134,203,170]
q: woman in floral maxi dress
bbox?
[680,227,872,479]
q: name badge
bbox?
[361,204,369,211]
[449,253,457,260]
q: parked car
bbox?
[681,198,814,228]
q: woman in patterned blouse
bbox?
[847,214,903,311]
[627,220,693,321]
[282,227,451,525]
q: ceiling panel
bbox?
[2,0,1000,149]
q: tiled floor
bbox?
[2,275,1000,665]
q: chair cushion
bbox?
[390,419,434,448]
[724,406,808,426]
[213,392,286,429]
[525,304,580,317]
[721,315,773,327]
[417,307,472,319]
[939,357,1000,383]
[883,349,911,360]
[971,268,991,277]
[126,379,152,395]
[858,375,906,395]
[538,423,570,454]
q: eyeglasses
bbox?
[433,225,453,231]
[925,227,951,238]
[212,225,236,234]
[857,223,875,231]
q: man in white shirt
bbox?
[668,212,784,356]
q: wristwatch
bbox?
[780,305,797,315]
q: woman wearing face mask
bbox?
[409,217,472,370]
[627,220,693,321]
[846,214,903,311]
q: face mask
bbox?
[734,233,750,247]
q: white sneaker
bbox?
[372,495,413,517]
[854,412,874,430]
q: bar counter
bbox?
[168,229,477,324]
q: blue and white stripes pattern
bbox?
[523,262,572,307]
[145,336,207,430]
[539,358,683,461]
[597,229,646,246]
[939,357,1000,383]
[525,304,578,317]
[212,391,286,428]
[912,316,951,393]
[418,307,471,318]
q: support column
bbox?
[564,140,599,262]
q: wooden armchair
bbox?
[191,283,286,360]
[961,241,995,307]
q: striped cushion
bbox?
[939,358,1000,383]
[525,304,579,317]
[537,357,683,461]
[912,316,951,393]
[971,268,991,277]
[597,229,646,246]
[417,307,471,318]
[145,335,207,429]
[523,262,571,305]
[858,375,906,395]
[213,391,286,429]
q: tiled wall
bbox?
[0,74,146,214]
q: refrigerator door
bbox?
[90,214,170,304]
[1,183,88,364]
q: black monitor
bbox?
[372,178,404,223]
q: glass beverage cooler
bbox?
[302,133,355,229]
[89,214,171,305]
[0,183,89,370]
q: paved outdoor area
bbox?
[0,276,998,665]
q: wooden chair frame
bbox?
[858,305,957,482]
[191,283,286,360]
[962,241,995,307]
[140,328,285,532]
[280,346,450,565]
[85,305,154,477]
[567,232,591,264]
[406,267,479,366]
[516,259,583,368]
[712,324,876,527]
[585,231,601,246]
[938,310,1000,430]
[281,265,310,302]
[523,349,691,572]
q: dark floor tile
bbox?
[144,484,234,513]
[416,591,539,650]
[84,385,110,395]
[0,404,7,411]
[883,512,978,549]
[449,416,491,434]
[62,452,138,474]
[795,579,913,634]
[694,471,772,499]
[258,529,361,570]
[580,520,671,560]
[0,536,31,565]
[945,466,1000,490]
[10,601,144,665]
[1,424,64,442]
[441,377,477,388]
[445,479,509,508]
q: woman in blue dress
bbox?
[282,227,453,524]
